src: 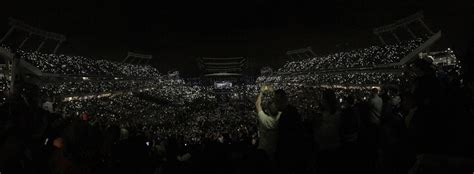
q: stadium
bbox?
[0,1,473,174]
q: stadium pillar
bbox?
[305,52,311,59]
[0,26,15,44]
[9,54,19,95]
[36,38,47,52]
[308,47,316,57]
[404,25,417,39]
[53,40,62,54]
[288,54,294,61]
[391,31,401,42]
[19,33,32,48]
[418,19,434,35]
[122,55,130,63]
[377,34,386,45]
[127,58,133,64]
[131,58,139,64]
[133,58,140,64]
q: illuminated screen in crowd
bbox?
[214,81,233,89]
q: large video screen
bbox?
[214,81,233,89]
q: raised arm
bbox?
[255,91,263,113]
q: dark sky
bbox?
[0,0,472,77]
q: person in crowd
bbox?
[406,59,474,173]
[273,88,304,174]
[380,88,413,174]
[313,89,342,174]
[368,88,383,126]
[340,95,360,173]
[341,95,359,146]
[255,84,280,162]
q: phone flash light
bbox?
[146,142,149,146]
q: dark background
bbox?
[0,0,472,77]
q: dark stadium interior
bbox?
[1,0,472,76]
[0,0,473,174]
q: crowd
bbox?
[0,78,7,105]
[257,71,413,87]
[40,80,163,97]
[16,49,160,78]
[0,44,12,53]
[138,84,215,105]
[54,80,260,142]
[1,56,473,174]
[1,38,474,174]
[279,38,425,73]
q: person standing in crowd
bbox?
[273,88,304,174]
[380,88,413,174]
[404,58,474,173]
[247,84,281,173]
[369,87,384,172]
[369,88,383,126]
[314,89,342,174]
[340,95,360,173]
[255,84,280,161]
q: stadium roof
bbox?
[198,57,246,76]
[203,72,243,77]
[0,1,471,77]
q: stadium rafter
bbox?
[373,11,434,45]
[122,51,153,65]
[286,46,316,61]
[1,18,66,53]
[198,57,247,77]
